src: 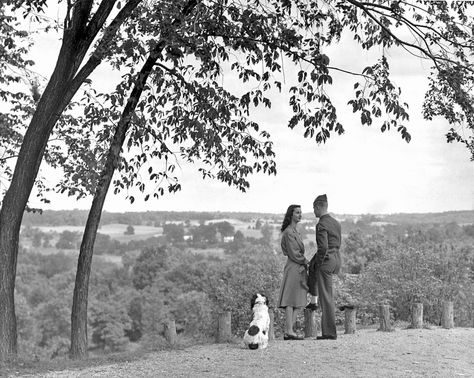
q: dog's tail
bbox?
[248,325,260,336]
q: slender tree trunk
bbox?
[69,52,160,359]
[69,0,199,359]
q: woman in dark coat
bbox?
[277,204,309,340]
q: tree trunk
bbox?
[0,224,17,360]
[0,1,136,360]
[344,307,357,334]
[304,308,319,338]
[378,304,392,332]
[69,51,162,359]
[68,0,199,358]
[441,301,454,329]
[69,181,111,359]
[0,73,76,361]
[217,311,232,343]
[411,303,423,329]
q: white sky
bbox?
[23,5,474,215]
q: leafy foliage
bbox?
[162,223,185,243]
[131,246,168,290]
[11,211,474,360]
[89,297,131,352]
[42,0,474,206]
[55,230,80,250]
[353,242,474,326]
[0,5,36,195]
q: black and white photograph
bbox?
[1,0,474,377]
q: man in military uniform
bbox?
[306,194,341,340]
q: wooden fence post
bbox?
[304,309,319,338]
[268,308,275,340]
[378,304,392,332]
[343,306,356,334]
[441,301,454,329]
[164,319,177,346]
[411,303,423,329]
[217,311,232,343]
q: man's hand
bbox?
[309,255,318,271]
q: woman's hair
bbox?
[281,204,301,232]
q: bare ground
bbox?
[12,327,474,378]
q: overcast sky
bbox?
[25,6,474,216]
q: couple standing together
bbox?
[277,194,342,341]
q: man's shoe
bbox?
[283,333,304,341]
[305,303,318,311]
[316,335,337,340]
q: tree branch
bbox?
[84,0,118,47]
[65,0,142,108]
[345,0,471,72]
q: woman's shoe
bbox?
[283,333,304,340]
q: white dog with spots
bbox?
[243,293,270,349]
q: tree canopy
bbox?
[4,0,474,207]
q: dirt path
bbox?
[15,327,474,377]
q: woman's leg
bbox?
[292,307,299,333]
[285,306,295,335]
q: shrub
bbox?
[353,243,474,326]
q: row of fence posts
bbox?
[162,301,456,345]
[339,301,455,335]
[338,301,455,335]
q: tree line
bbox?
[21,210,282,228]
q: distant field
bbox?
[30,220,283,251]
[36,226,85,234]
[98,224,163,243]
[36,224,163,242]
[35,221,273,241]
[20,246,123,266]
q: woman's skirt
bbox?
[277,258,308,308]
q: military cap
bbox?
[314,194,327,203]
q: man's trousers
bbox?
[316,252,341,338]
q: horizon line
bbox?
[26,208,474,217]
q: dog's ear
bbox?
[250,294,257,309]
[259,293,270,307]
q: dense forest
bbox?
[15,210,474,360]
